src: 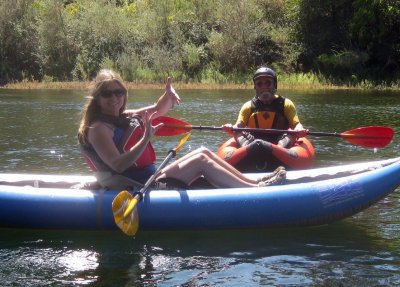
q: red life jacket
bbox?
[80,115,156,173]
[119,117,156,168]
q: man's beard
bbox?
[256,90,274,103]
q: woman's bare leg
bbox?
[157,149,258,188]
[196,147,257,182]
[165,147,257,184]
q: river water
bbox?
[0,88,399,286]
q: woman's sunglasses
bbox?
[100,89,126,98]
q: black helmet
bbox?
[253,66,277,90]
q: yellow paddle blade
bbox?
[123,196,140,219]
[175,132,191,152]
[112,190,139,236]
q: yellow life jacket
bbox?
[247,96,289,143]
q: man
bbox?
[221,66,308,172]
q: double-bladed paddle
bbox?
[112,132,191,236]
[153,116,394,148]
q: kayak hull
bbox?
[0,158,399,231]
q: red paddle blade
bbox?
[341,126,394,148]
[153,116,192,136]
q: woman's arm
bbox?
[125,77,181,119]
[88,112,161,173]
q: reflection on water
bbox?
[128,224,399,286]
[0,242,99,285]
[0,88,399,286]
[0,221,399,286]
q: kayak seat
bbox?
[154,177,215,189]
[155,177,189,189]
[189,177,215,189]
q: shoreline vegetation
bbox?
[2,78,397,91]
[0,81,348,90]
[2,1,399,91]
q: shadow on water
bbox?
[0,221,392,254]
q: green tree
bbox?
[66,0,132,80]
[295,0,354,72]
[206,0,268,73]
[36,0,77,81]
[0,0,41,84]
[294,0,400,84]
[1,0,399,86]
[350,0,400,80]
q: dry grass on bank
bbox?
[1,81,253,90]
[1,80,347,90]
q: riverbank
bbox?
[0,80,349,90]
[2,72,398,90]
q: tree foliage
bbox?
[0,0,41,84]
[0,0,399,86]
[350,0,400,80]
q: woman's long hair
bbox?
[77,69,128,145]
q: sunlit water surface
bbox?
[0,88,399,286]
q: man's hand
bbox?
[236,132,255,147]
[221,123,234,135]
[295,128,308,138]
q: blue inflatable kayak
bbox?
[0,158,399,231]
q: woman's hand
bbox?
[143,111,164,140]
[165,77,181,107]
[124,77,181,119]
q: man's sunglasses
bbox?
[100,89,126,98]
[255,79,273,87]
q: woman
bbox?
[78,69,283,190]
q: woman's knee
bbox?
[193,146,211,154]
[196,146,213,157]
[189,151,212,167]
[184,148,215,168]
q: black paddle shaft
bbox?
[189,125,316,136]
